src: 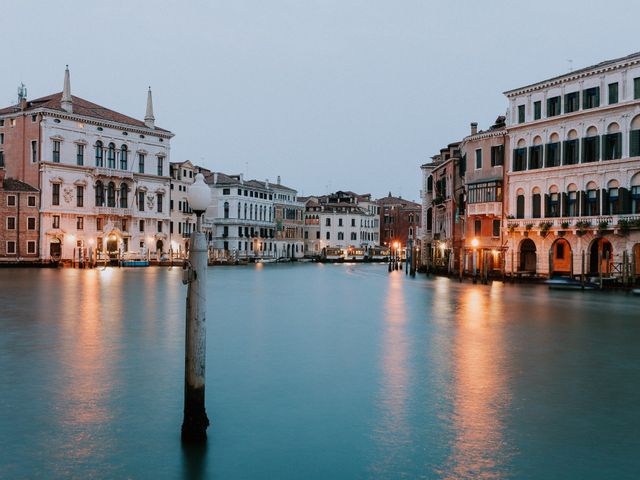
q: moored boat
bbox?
[544,277,598,290]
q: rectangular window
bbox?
[53,215,60,228]
[475,149,482,169]
[27,241,36,254]
[52,183,60,205]
[608,82,619,105]
[492,219,500,237]
[28,196,36,207]
[582,136,600,163]
[474,219,481,236]
[635,77,640,99]
[74,185,83,207]
[567,191,578,217]
[7,241,16,254]
[518,105,525,123]
[31,140,37,163]
[52,140,60,162]
[7,195,16,206]
[139,220,145,232]
[326,232,330,240]
[76,144,84,165]
[351,218,356,227]
[533,101,541,120]
[157,157,164,176]
[338,218,343,227]
[545,142,560,168]
[326,218,331,226]
[138,153,145,173]
[564,92,579,113]
[223,188,230,195]
[0,133,3,144]
[76,217,84,230]
[490,145,503,166]
[96,218,103,231]
[630,129,640,157]
[27,217,36,230]
[7,217,16,230]
[513,148,527,172]
[603,132,622,160]
[563,139,579,165]
[138,191,145,211]
[0,150,4,169]
[157,193,163,213]
[583,87,600,109]
[547,96,561,117]
[528,145,543,169]
[157,221,162,233]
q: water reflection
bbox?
[371,271,411,475]
[440,284,513,480]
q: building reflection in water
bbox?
[371,271,411,475]
[439,282,513,480]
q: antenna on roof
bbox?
[17,83,27,103]
[567,59,573,72]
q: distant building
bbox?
[302,191,379,257]
[169,160,199,256]
[377,193,421,254]
[272,176,305,259]
[0,67,173,262]
[0,169,39,262]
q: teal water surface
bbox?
[1,264,639,479]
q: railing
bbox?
[468,202,502,217]
[96,207,132,216]
[507,214,640,233]
[94,167,134,179]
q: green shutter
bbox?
[630,130,640,157]
[595,87,600,108]
[635,78,640,99]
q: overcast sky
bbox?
[2,1,639,201]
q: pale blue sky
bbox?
[2,0,638,200]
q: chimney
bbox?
[61,65,73,113]
[239,173,244,184]
[265,178,269,189]
[470,122,478,135]
[277,175,281,185]
[213,172,218,184]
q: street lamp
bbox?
[181,173,210,443]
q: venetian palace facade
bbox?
[0,68,173,262]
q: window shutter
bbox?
[620,187,631,214]
[630,130,640,157]
[544,194,550,217]
[580,191,586,216]
[602,189,609,214]
[595,190,601,216]
[595,136,600,162]
[562,192,568,217]
[595,87,600,107]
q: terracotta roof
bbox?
[377,195,420,208]
[0,93,170,133]
[2,178,39,192]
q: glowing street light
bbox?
[181,173,210,443]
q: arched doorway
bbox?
[519,238,537,272]
[550,238,572,275]
[156,239,164,253]
[589,238,613,274]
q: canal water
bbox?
[1,264,639,479]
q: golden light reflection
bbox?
[372,271,410,473]
[441,285,512,479]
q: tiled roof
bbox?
[2,178,39,192]
[0,93,170,133]
[377,195,420,208]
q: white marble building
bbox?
[504,52,640,277]
[169,160,199,257]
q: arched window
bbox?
[606,179,622,215]
[546,185,560,217]
[107,182,116,207]
[119,183,128,208]
[566,184,578,217]
[630,115,640,157]
[513,138,527,171]
[224,201,229,219]
[119,145,128,170]
[107,143,116,168]
[531,187,541,218]
[530,136,543,169]
[585,181,599,216]
[95,180,104,206]
[338,232,344,240]
[95,141,104,167]
[631,172,640,213]
[583,126,599,163]
[564,130,579,165]
[603,123,621,160]
[546,133,561,168]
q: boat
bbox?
[320,247,344,263]
[632,289,640,296]
[257,258,277,264]
[345,247,366,262]
[544,277,598,290]
[121,260,150,267]
[367,246,390,262]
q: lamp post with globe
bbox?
[181,173,211,443]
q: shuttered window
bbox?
[545,142,561,167]
[563,139,579,165]
[564,92,579,113]
[529,145,543,169]
[518,105,525,123]
[608,83,618,104]
[583,87,600,109]
[602,133,621,160]
[582,136,600,163]
[634,77,640,99]
[533,101,541,120]
[547,96,561,117]
[513,148,527,171]
[630,130,640,157]
[532,194,541,218]
[516,195,525,218]
[490,145,503,166]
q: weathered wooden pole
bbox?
[581,250,585,289]
[182,174,210,443]
[598,250,603,289]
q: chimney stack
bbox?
[265,178,269,189]
[277,175,281,185]
[470,122,478,135]
[213,172,218,184]
[239,173,244,185]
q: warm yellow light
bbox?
[110,234,117,241]
[471,238,479,248]
[393,241,400,249]
[88,238,95,245]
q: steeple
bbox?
[61,65,72,113]
[144,87,155,129]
